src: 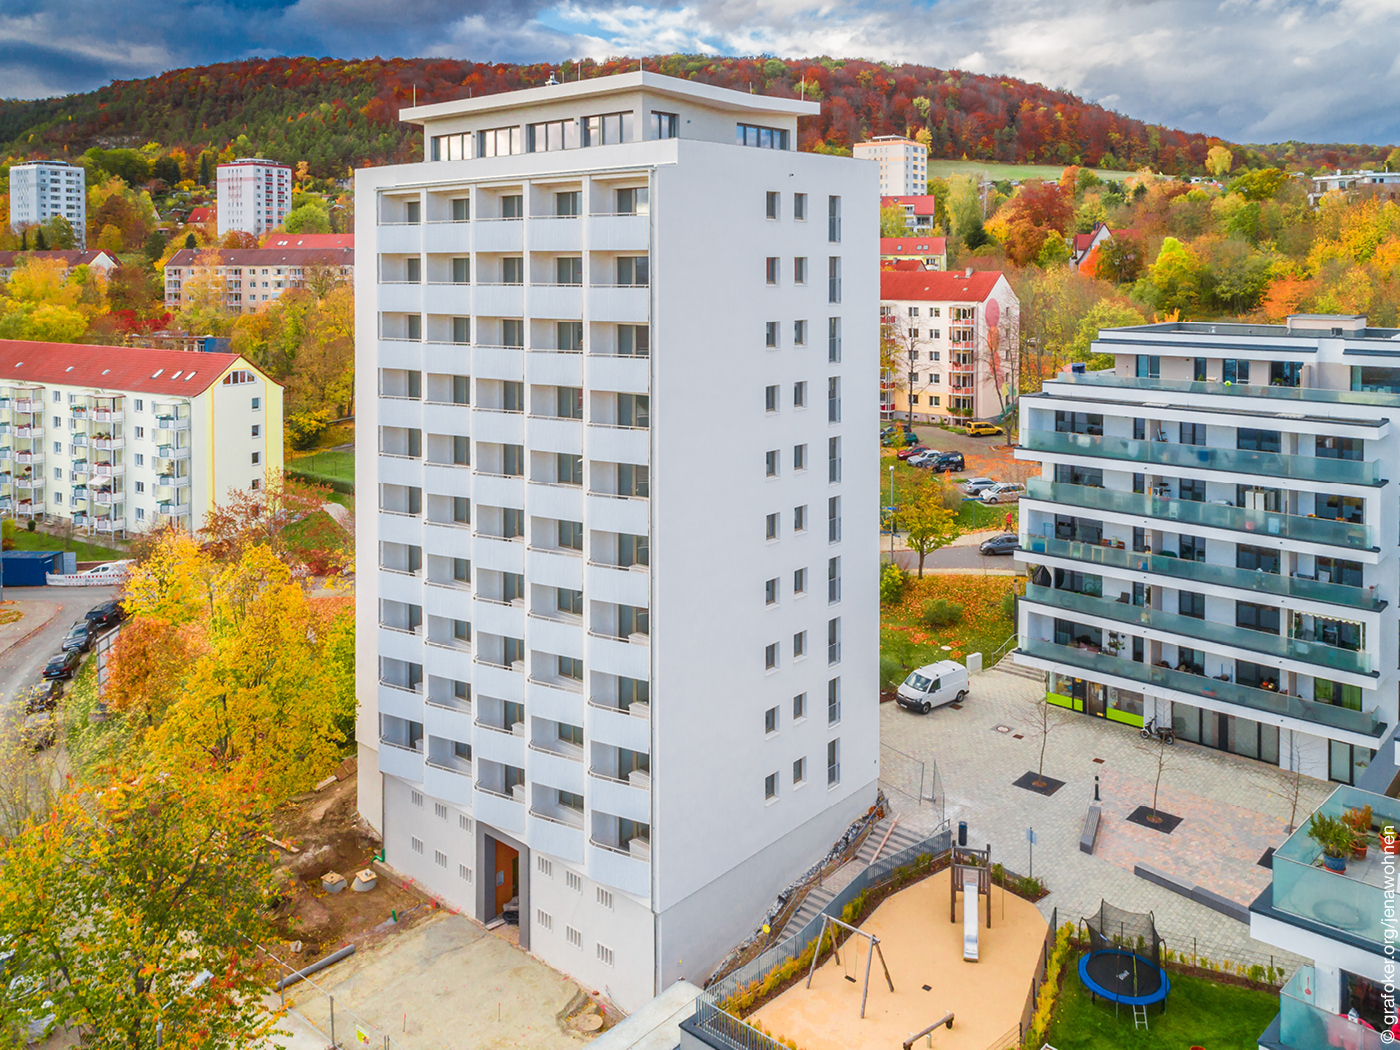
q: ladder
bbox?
[1132,1004,1149,1031]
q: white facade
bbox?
[355,71,880,1011]
[1013,315,1394,786]
[0,344,282,536]
[217,159,293,238]
[8,162,86,245]
[854,137,928,196]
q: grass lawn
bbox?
[6,527,126,562]
[282,509,350,560]
[926,159,1133,184]
[881,457,1017,536]
[1044,971,1279,1050]
[881,574,1019,687]
[289,449,354,483]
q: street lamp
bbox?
[889,464,896,562]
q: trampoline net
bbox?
[1084,900,1161,970]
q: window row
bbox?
[765,619,841,670]
[764,435,841,480]
[766,738,842,798]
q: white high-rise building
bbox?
[217,158,293,239]
[1014,314,1395,787]
[8,161,86,245]
[355,71,879,1009]
[853,136,927,196]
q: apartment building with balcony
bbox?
[217,158,292,238]
[1012,315,1397,785]
[8,161,86,244]
[853,136,927,196]
[1250,785,1394,1050]
[164,246,354,314]
[0,340,282,535]
[880,269,1018,422]
[354,71,879,1010]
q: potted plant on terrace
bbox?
[1344,805,1373,860]
[1309,812,1356,873]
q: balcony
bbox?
[156,445,191,461]
[528,809,585,862]
[157,498,192,516]
[378,738,425,783]
[1053,371,1400,409]
[12,475,39,490]
[1023,583,1372,675]
[586,834,650,898]
[91,436,124,451]
[95,518,125,534]
[92,407,125,423]
[13,426,42,439]
[1270,967,1383,1050]
[13,398,41,413]
[154,415,191,432]
[587,768,651,822]
[1023,479,1372,552]
[1022,431,1383,487]
[91,489,119,506]
[1017,639,1383,737]
[473,783,526,834]
[423,760,472,806]
[91,462,124,477]
[1021,535,1382,613]
[13,451,42,465]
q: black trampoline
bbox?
[1077,901,1171,1008]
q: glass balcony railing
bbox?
[1023,479,1373,551]
[1271,786,1398,949]
[1051,371,1400,408]
[1022,431,1383,486]
[1278,967,1383,1050]
[1017,639,1382,736]
[1023,583,1372,675]
[1021,535,1381,612]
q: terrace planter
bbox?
[1322,853,1347,873]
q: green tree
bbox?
[1206,145,1234,177]
[1229,167,1286,202]
[880,204,911,238]
[40,215,76,249]
[284,203,331,234]
[1093,235,1147,284]
[947,174,986,249]
[903,480,958,577]
[184,232,197,249]
[1139,237,1206,316]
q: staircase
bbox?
[778,819,929,938]
[994,657,1045,683]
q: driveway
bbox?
[892,545,1017,574]
[0,585,119,713]
[880,660,1332,973]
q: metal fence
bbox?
[705,826,953,1007]
[262,949,408,1050]
[688,997,788,1050]
[878,744,944,824]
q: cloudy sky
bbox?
[1,0,1394,145]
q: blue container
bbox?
[1,550,63,587]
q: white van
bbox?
[896,660,969,714]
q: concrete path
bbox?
[0,599,59,657]
[879,661,1332,973]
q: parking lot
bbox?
[0,584,120,730]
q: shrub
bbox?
[1001,585,1017,620]
[879,654,909,692]
[26,519,36,532]
[879,561,909,605]
[285,406,335,450]
[921,598,964,628]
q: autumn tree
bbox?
[1092,234,1147,284]
[903,478,958,577]
[0,257,107,341]
[1138,237,1206,316]
[1205,145,1234,178]
[880,204,911,238]
[201,468,331,560]
[1000,180,1073,266]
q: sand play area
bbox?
[751,869,1048,1050]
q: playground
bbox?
[750,865,1048,1050]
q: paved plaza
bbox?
[879,661,1334,972]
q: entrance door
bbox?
[1084,681,1106,718]
[493,840,519,917]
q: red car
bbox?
[896,444,930,460]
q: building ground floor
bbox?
[1041,668,1377,785]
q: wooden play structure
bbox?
[950,845,992,962]
[805,914,895,1019]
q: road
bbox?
[0,585,119,711]
[889,545,1018,574]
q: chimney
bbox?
[965,267,973,278]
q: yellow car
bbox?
[965,421,1005,437]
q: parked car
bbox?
[961,477,997,496]
[928,451,965,473]
[979,483,1025,504]
[881,424,916,440]
[896,444,930,461]
[20,680,62,713]
[85,600,127,631]
[906,449,943,467]
[896,661,969,714]
[42,650,82,681]
[61,621,94,653]
[979,533,1020,556]
[965,421,1005,437]
[20,712,56,752]
[73,560,133,583]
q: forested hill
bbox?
[0,55,1388,178]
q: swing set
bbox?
[805,913,895,1019]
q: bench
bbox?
[1079,806,1101,855]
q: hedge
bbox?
[287,468,354,495]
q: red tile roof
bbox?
[1071,232,1097,252]
[264,234,354,249]
[881,269,1005,302]
[881,237,948,255]
[881,194,940,216]
[165,246,354,268]
[187,207,215,224]
[0,340,267,396]
[0,250,120,270]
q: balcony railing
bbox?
[1018,639,1382,736]
[1278,968,1383,1050]
[1052,371,1400,408]
[1023,479,1373,552]
[1022,431,1383,486]
[1021,535,1381,612]
[1023,583,1371,675]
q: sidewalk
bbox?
[0,600,59,658]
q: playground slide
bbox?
[962,874,979,962]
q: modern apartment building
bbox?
[0,340,282,536]
[355,71,879,1010]
[1250,784,1395,1049]
[1013,315,1396,785]
[8,161,86,244]
[880,269,1018,422]
[854,137,927,196]
[217,158,293,239]
[163,246,354,314]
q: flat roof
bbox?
[1103,321,1400,344]
[400,70,820,125]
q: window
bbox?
[134,481,145,494]
[556,257,583,285]
[765,385,779,412]
[618,324,649,357]
[566,870,582,892]
[766,513,779,540]
[559,656,583,680]
[650,111,678,139]
[1179,591,1206,619]
[828,437,841,483]
[617,256,648,286]
[1180,422,1207,446]
[793,257,808,285]
[452,496,470,524]
[739,124,790,150]
[794,444,807,471]
[526,119,579,152]
[557,453,583,486]
[597,887,614,909]
[567,926,582,948]
[766,191,780,219]
[827,738,841,785]
[766,321,779,348]
[1223,358,1250,384]
[452,198,470,221]
[597,944,615,967]
[766,257,779,284]
[618,462,648,496]
[557,588,584,616]
[583,112,633,146]
[794,567,807,594]
[794,193,807,220]
[616,187,649,215]
[558,520,584,550]
[502,256,525,284]
[765,643,778,670]
[452,375,470,404]
[827,617,841,665]
[793,630,807,658]
[766,450,779,477]
[251,424,261,438]
[476,126,522,157]
[251,451,261,465]
[828,257,841,303]
[765,578,778,605]
[828,195,841,242]
[765,707,778,734]
[794,320,808,345]
[793,693,807,720]
[557,386,584,419]
[828,556,841,603]
[765,773,778,800]
[794,381,807,407]
[1135,355,1161,379]
[828,496,841,542]
[452,257,470,283]
[411,836,424,854]
[793,757,807,785]
[794,506,807,533]
[828,317,842,362]
[554,190,581,217]
[1238,428,1282,453]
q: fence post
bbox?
[329,996,335,1047]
